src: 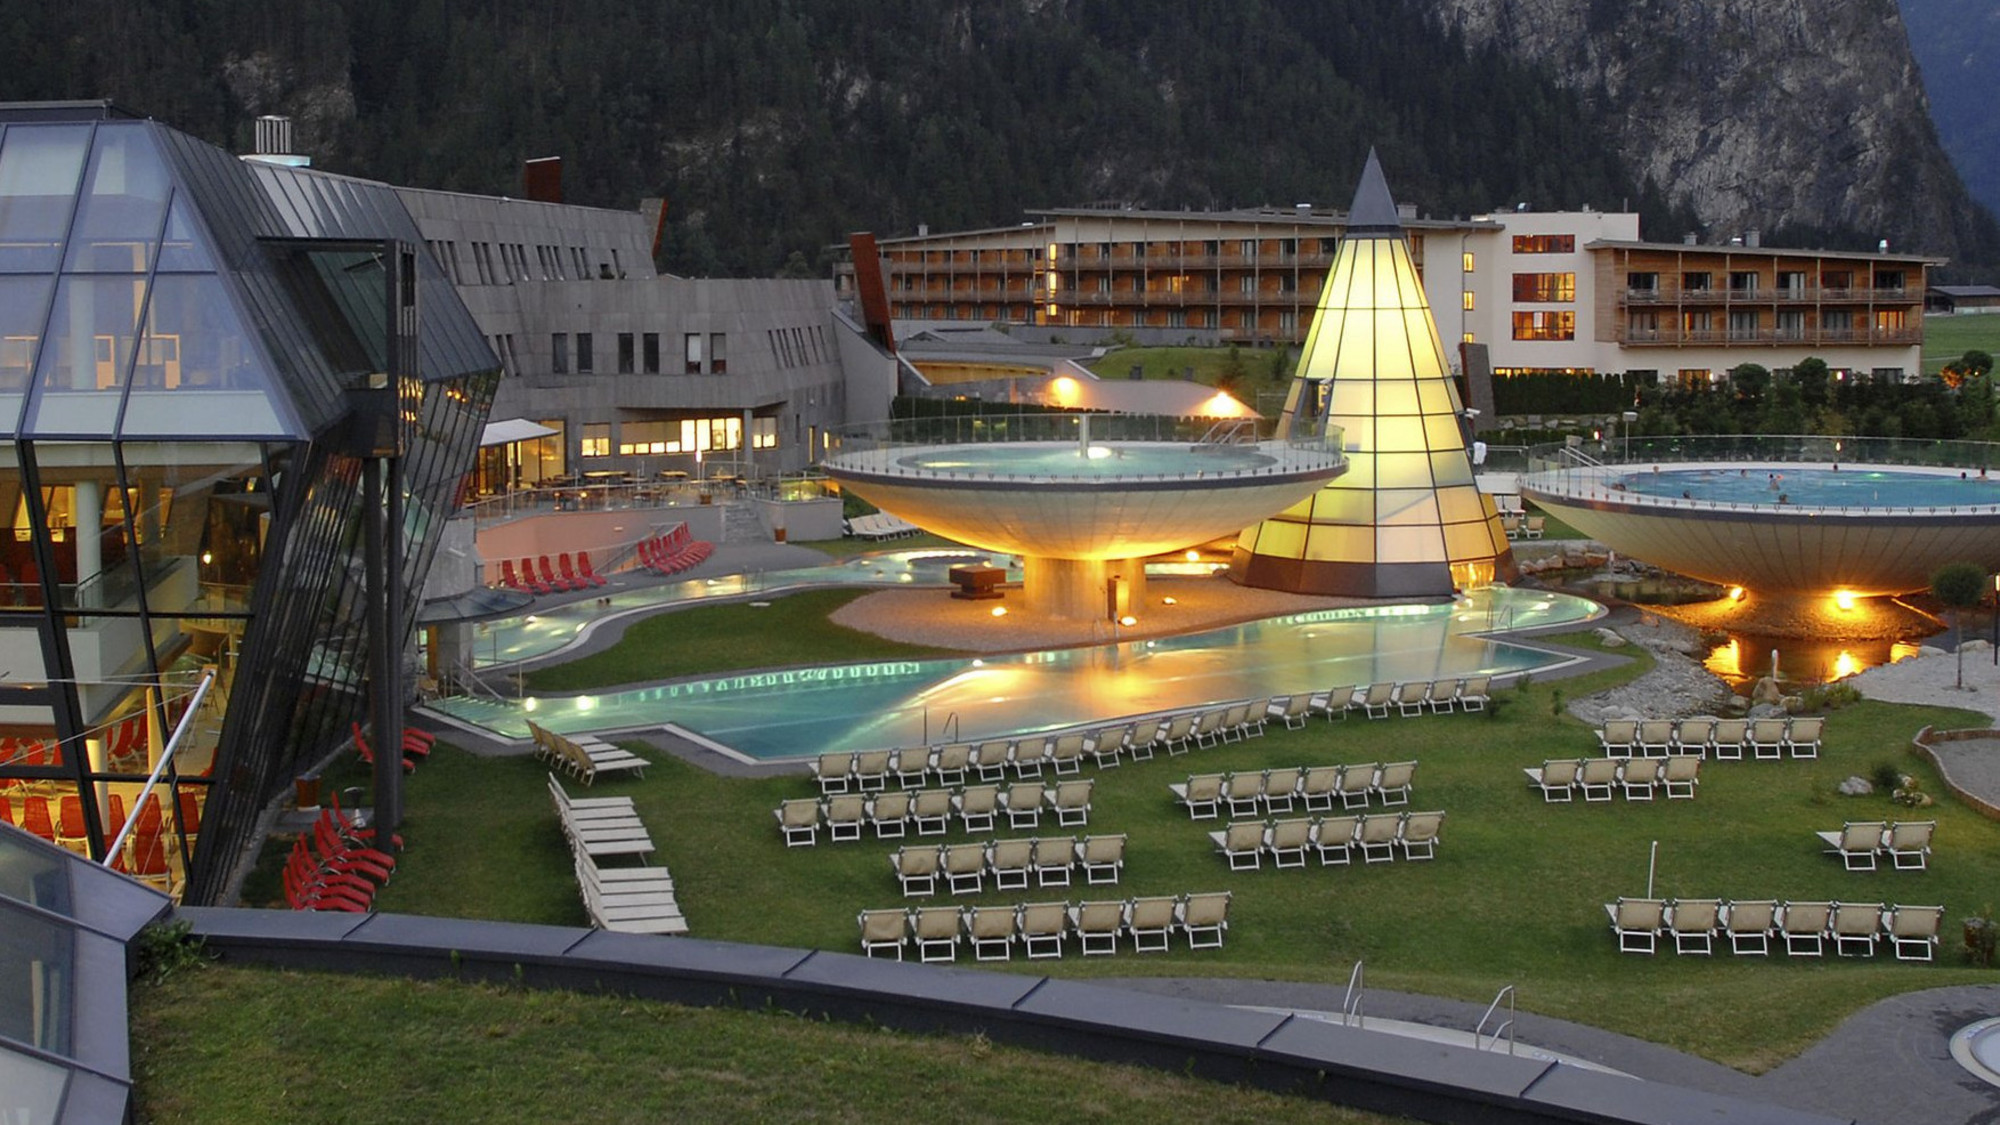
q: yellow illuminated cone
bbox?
[1233,150,1514,596]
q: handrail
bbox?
[1474,984,1516,1056]
[101,669,215,867]
[1340,959,1365,1029]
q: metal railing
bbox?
[1339,959,1365,1029]
[1474,985,1517,1056]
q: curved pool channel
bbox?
[428,562,1603,763]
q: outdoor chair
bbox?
[1224,772,1264,819]
[1336,762,1378,810]
[1667,898,1720,955]
[1000,782,1045,830]
[1357,812,1401,863]
[988,838,1035,891]
[1358,681,1396,719]
[1156,714,1196,755]
[966,905,1018,961]
[893,845,940,897]
[890,746,932,789]
[1598,719,1638,755]
[1312,815,1359,866]
[1393,681,1429,718]
[1457,676,1492,712]
[1709,718,1748,760]
[1126,896,1178,952]
[1076,833,1127,884]
[1009,738,1050,779]
[1523,515,1545,539]
[1088,725,1130,768]
[1071,900,1126,956]
[1671,717,1714,756]
[910,789,953,836]
[1262,766,1302,814]
[1785,716,1825,758]
[942,843,988,895]
[1425,678,1460,714]
[1620,756,1664,800]
[1269,694,1312,730]
[1373,760,1416,806]
[1396,810,1445,861]
[1662,755,1701,799]
[858,909,908,959]
[954,785,999,834]
[1032,835,1075,887]
[1636,720,1675,758]
[912,906,962,962]
[1309,685,1357,721]
[1178,891,1232,949]
[852,749,893,792]
[1817,821,1887,871]
[1300,765,1341,812]
[868,791,912,838]
[1266,817,1313,868]
[1048,779,1094,827]
[1019,901,1070,959]
[1577,756,1621,802]
[970,740,1012,782]
[1170,773,1225,820]
[1607,897,1666,954]
[1886,820,1935,870]
[1831,901,1885,957]
[1210,821,1266,870]
[810,751,852,794]
[1780,900,1832,956]
[1723,900,1776,955]
[1749,718,1788,760]
[825,795,868,843]
[1887,904,1944,961]
[1525,759,1580,802]
[1192,708,1231,749]
[931,743,972,786]
[774,798,821,847]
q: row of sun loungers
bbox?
[859,891,1233,961]
[776,780,1096,845]
[1607,897,1943,960]
[548,773,685,935]
[892,835,1127,896]
[281,809,395,912]
[1525,757,1700,802]
[1171,762,1415,820]
[844,513,922,540]
[497,552,607,595]
[1595,716,1823,760]
[1210,811,1444,870]
[526,719,648,786]
[1817,820,1935,871]
[1311,677,1493,721]
[1500,513,1546,540]
[636,523,713,576]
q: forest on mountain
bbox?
[5,0,1962,277]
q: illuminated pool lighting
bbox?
[1834,590,1857,611]
[991,606,1008,617]
[1118,615,1137,627]
[1833,651,1861,679]
[1729,586,1746,602]
[1184,550,1201,562]
[1161,596,1177,605]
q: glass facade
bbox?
[0,109,496,905]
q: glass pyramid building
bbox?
[1232,152,1514,597]
[0,103,496,903]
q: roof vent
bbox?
[243,115,310,168]
[1745,229,1761,248]
[1683,232,1699,245]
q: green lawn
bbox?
[131,965,1413,1124]
[331,638,2000,1076]
[1084,344,1297,388]
[520,588,959,693]
[1923,313,2000,375]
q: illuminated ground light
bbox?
[1119,615,1138,627]
[1161,596,1178,605]
[990,606,1007,617]
[1833,590,1857,612]
[1185,550,1201,562]
[1729,585,1746,602]
[1832,651,1861,679]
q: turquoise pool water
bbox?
[430,586,1601,761]
[1615,466,2000,508]
[894,442,1276,478]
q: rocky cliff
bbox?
[1419,0,1996,263]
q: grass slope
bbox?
[1922,313,2000,375]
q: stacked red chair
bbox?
[636,523,714,576]
[498,558,530,592]
[537,555,578,593]
[559,553,604,588]
[576,551,608,586]
[518,557,552,594]
[352,722,416,775]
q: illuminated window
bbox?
[1461,291,1475,311]
[1510,311,1575,341]
[1510,234,1574,253]
[1875,309,1906,332]
[1682,311,1713,336]
[1462,251,1474,272]
[1511,273,1575,302]
[580,424,609,458]
[751,416,778,450]
[1462,332,1475,343]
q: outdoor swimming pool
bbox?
[430,586,1602,761]
[894,442,1277,479]
[1611,466,2000,509]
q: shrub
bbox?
[1869,762,1904,793]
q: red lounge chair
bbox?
[353,729,415,775]
[55,795,89,848]
[119,831,174,890]
[283,842,373,911]
[519,557,552,594]
[576,551,607,586]
[326,790,403,851]
[313,812,394,883]
[558,553,593,589]
[499,558,526,590]
[536,555,571,592]
[20,797,55,842]
[176,790,202,842]
[0,795,11,827]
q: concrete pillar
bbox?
[73,480,102,593]
[1019,556,1149,622]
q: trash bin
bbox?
[774,526,787,542]
[294,773,322,810]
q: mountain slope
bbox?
[1897,0,2000,223]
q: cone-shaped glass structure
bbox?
[1232,152,1513,597]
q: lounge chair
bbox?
[1396,810,1444,861]
[1671,717,1714,757]
[1607,897,1666,954]
[954,785,999,833]
[1723,900,1776,955]
[1525,759,1580,802]
[1210,821,1266,870]
[1373,760,1416,806]
[1619,756,1664,800]
[1000,782,1045,830]
[868,791,911,838]
[858,909,908,959]
[1267,817,1313,869]
[1156,714,1196,755]
[1088,725,1130,768]
[1502,511,1522,539]
[1662,755,1701,799]
[1009,738,1050,779]
[1358,681,1396,719]
[1523,514,1545,539]
[1178,891,1232,949]
[1598,719,1638,755]
[1425,679,1460,714]
[1191,708,1230,749]
[910,789,953,836]
[1457,676,1492,712]
[1300,765,1341,812]
[931,743,972,786]
[1269,694,1312,730]
[1831,901,1885,957]
[1120,721,1157,762]
[942,843,988,895]
[774,798,821,847]
[1635,720,1674,758]
[1309,685,1357,721]
[1393,681,1428,718]
[1668,898,1720,955]
[1169,773,1226,819]
[966,905,1017,961]
[1312,815,1359,865]
[812,751,854,795]
[825,795,868,843]
[1126,896,1178,952]
[1785,716,1824,758]
[1076,834,1126,884]
[1780,900,1831,956]
[1709,718,1748,760]
[1223,772,1264,819]
[970,740,1012,782]
[1226,700,1264,740]
[1816,821,1887,871]
[890,747,932,789]
[1019,902,1069,959]
[988,838,1035,891]
[1577,756,1621,802]
[1886,820,1935,870]
[852,749,893,792]
[1262,767,1302,814]
[1071,900,1125,956]
[1748,718,1788,760]
[912,906,962,962]
[893,846,940,896]
[1048,779,1094,827]
[1336,763,1378,810]
[1887,904,1944,961]
[1032,835,1075,887]
[1357,812,1401,863]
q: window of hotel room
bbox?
[1511,273,1575,302]
[1510,311,1575,341]
[1511,234,1574,253]
[642,333,660,374]
[1681,271,1712,291]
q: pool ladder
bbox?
[1340,959,1365,1028]
[1475,984,1517,1056]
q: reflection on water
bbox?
[1704,633,1929,691]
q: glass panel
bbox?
[0,125,90,274]
[0,1046,68,1125]
[1446,521,1499,562]
[0,275,53,432]
[119,275,287,437]
[61,127,171,275]
[0,832,72,916]
[1250,519,1306,559]
[0,899,74,1055]
[154,195,213,273]
[1378,490,1442,526]
[24,275,145,436]
[1304,523,1373,562]
[1378,524,1445,562]
[1374,417,1427,452]
[1374,380,1419,416]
